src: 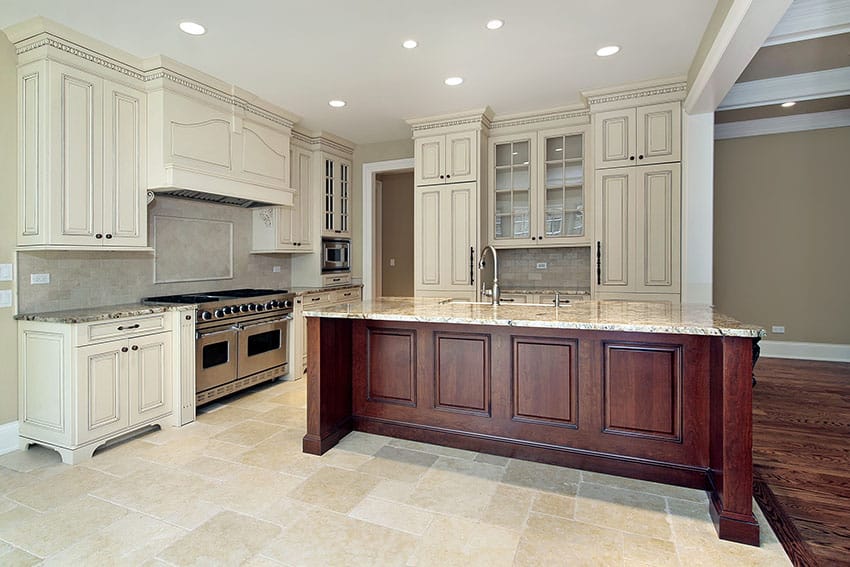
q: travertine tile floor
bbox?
[0,378,791,566]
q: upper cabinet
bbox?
[594,101,681,169]
[414,131,478,186]
[322,154,352,237]
[489,125,590,247]
[17,59,148,249]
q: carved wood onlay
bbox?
[586,83,688,107]
[409,115,492,134]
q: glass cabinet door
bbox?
[339,162,349,234]
[543,133,584,238]
[324,159,334,233]
[493,140,531,240]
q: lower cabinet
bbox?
[18,312,184,464]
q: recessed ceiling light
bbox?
[486,19,504,30]
[402,39,418,49]
[596,45,620,57]
[178,21,206,36]
[444,77,463,86]
[329,100,346,108]
[781,101,796,108]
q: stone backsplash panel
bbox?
[498,247,591,292]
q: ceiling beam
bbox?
[718,67,850,110]
[765,0,850,45]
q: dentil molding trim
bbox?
[490,108,590,131]
[15,33,297,129]
[585,82,688,107]
[290,131,354,156]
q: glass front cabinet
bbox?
[489,126,590,247]
[321,155,351,237]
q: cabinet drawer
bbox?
[333,288,361,303]
[84,314,168,344]
[302,292,334,308]
[322,273,352,286]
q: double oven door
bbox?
[195,314,290,394]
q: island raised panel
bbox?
[512,336,577,428]
[434,332,490,416]
[366,328,417,406]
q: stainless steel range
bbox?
[144,289,295,405]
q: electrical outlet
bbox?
[30,273,50,285]
[273,266,281,273]
[0,290,11,308]
[536,262,548,270]
[771,325,785,334]
[389,258,396,267]
[0,264,12,281]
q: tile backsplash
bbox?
[17,196,292,313]
[498,247,591,291]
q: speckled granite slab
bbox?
[501,288,591,296]
[15,303,192,324]
[290,284,363,296]
[304,297,765,338]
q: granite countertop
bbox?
[501,288,591,296]
[304,297,765,338]
[15,303,192,324]
[290,283,363,295]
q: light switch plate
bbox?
[536,262,548,269]
[31,273,50,285]
[0,264,12,281]
[0,290,11,308]
[273,266,281,273]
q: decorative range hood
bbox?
[145,55,299,208]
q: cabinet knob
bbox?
[131,345,139,351]
[446,174,451,179]
[538,235,543,240]
[105,234,113,239]
[531,237,536,241]
[629,156,635,161]
[185,315,192,320]
[95,233,103,239]
[439,175,445,179]
[121,347,128,353]
[638,155,644,160]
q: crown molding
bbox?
[291,129,355,155]
[718,67,850,110]
[765,0,850,45]
[714,108,850,139]
[406,107,494,134]
[583,77,688,107]
[490,105,590,131]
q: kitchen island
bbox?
[302,298,764,545]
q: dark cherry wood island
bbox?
[302,298,765,546]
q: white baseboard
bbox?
[0,421,19,456]
[760,340,850,363]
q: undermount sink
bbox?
[440,299,567,307]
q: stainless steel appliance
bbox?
[144,289,295,405]
[321,237,351,273]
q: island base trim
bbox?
[708,470,761,546]
[302,417,353,455]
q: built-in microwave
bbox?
[321,238,351,273]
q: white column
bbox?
[681,112,714,304]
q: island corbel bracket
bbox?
[708,335,760,546]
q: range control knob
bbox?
[214,309,225,318]
[199,310,213,321]
[266,301,277,310]
[246,303,256,311]
[256,304,266,311]
[221,306,232,315]
[239,304,250,313]
[283,299,293,309]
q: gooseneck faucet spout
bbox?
[478,245,501,305]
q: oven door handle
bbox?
[196,326,239,340]
[234,315,293,331]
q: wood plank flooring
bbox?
[752,357,850,567]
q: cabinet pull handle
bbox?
[117,324,140,331]
[343,292,352,297]
[131,345,139,351]
[596,241,602,285]
[469,247,475,286]
[311,297,321,302]
[501,297,515,302]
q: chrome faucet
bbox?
[478,245,501,305]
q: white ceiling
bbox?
[0,1,718,144]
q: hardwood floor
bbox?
[752,357,850,567]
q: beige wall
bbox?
[714,127,850,344]
[0,33,18,424]
[378,172,414,297]
[351,139,414,280]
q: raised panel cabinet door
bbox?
[76,341,129,444]
[445,183,476,289]
[294,149,313,248]
[445,131,477,183]
[102,80,147,247]
[50,62,103,245]
[241,119,289,188]
[129,332,173,424]
[414,187,442,288]
[635,164,681,293]
[18,61,47,245]
[636,102,681,165]
[595,168,635,290]
[594,108,635,169]
[415,136,444,186]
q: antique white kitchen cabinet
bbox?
[413,131,478,186]
[594,101,681,170]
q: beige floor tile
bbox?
[357,445,439,483]
[213,420,285,447]
[158,510,281,567]
[268,388,307,408]
[350,496,434,536]
[290,466,380,513]
[0,495,128,557]
[406,458,502,519]
[474,452,510,467]
[0,468,34,495]
[319,447,374,470]
[0,444,62,472]
[240,430,324,478]
[334,431,393,455]
[91,463,224,530]
[409,515,521,567]
[368,478,419,503]
[0,496,16,514]
[6,464,115,511]
[254,495,315,529]
[531,491,576,519]
[241,555,287,566]
[82,442,160,477]
[481,484,534,530]
[252,405,307,428]
[43,512,187,566]
[144,421,223,445]
[201,439,252,461]
[388,437,478,460]
[261,508,417,566]
[575,481,671,540]
[196,405,263,428]
[181,456,253,481]
[582,469,708,503]
[502,458,580,495]
[514,512,624,567]
[203,466,304,515]
[623,533,681,567]
[0,546,41,566]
